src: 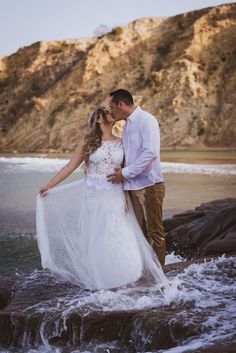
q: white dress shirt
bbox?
[121,106,164,190]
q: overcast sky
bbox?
[0,0,235,56]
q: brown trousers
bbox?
[129,183,166,266]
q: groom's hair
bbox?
[109,89,134,106]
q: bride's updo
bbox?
[83,106,110,170]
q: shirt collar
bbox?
[126,106,141,122]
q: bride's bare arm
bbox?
[39,140,85,197]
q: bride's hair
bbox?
[83,106,110,171]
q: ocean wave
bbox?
[22,256,236,353]
[0,157,70,173]
[0,157,235,176]
[0,256,235,353]
[162,162,236,176]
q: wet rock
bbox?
[0,198,236,350]
[203,239,236,256]
[121,304,203,352]
[0,275,15,310]
[0,311,13,347]
[165,198,236,259]
[78,310,137,344]
[164,210,204,233]
[0,270,194,349]
[0,255,235,351]
[196,341,236,353]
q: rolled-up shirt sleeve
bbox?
[122,117,160,179]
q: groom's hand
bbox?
[107,168,124,184]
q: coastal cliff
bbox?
[0,3,236,152]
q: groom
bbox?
[107,89,166,266]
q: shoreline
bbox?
[1,149,236,165]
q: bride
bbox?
[36,106,168,290]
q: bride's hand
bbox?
[39,185,50,197]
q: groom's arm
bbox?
[122,117,160,179]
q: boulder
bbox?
[165,198,236,259]
[0,256,234,351]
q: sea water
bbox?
[0,156,236,353]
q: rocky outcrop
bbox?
[0,198,235,351]
[0,3,236,152]
[165,198,236,259]
[0,256,234,351]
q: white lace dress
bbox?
[36,138,167,290]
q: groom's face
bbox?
[109,97,124,121]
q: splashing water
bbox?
[165,252,186,264]
[0,157,235,352]
[1,256,233,353]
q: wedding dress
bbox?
[36,138,167,290]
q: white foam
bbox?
[0,157,71,173]
[9,256,236,353]
[24,256,235,314]
[0,157,235,175]
[162,162,236,176]
[165,252,186,264]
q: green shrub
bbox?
[111,26,124,36]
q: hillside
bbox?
[0,3,236,152]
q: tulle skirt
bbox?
[36,180,167,290]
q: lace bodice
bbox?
[85,138,124,190]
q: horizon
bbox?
[0,0,235,56]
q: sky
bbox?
[0,0,235,56]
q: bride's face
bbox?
[106,112,116,124]
[97,112,115,128]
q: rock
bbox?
[0,256,234,351]
[122,305,204,352]
[1,3,236,152]
[164,210,204,233]
[203,239,236,256]
[0,269,215,350]
[0,275,15,310]
[195,342,236,353]
[0,255,235,351]
[165,198,236,259]
[0,199,235,350]
[0,311,13,347]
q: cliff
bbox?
[0,3,236,152]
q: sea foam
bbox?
[0,157,235,176]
